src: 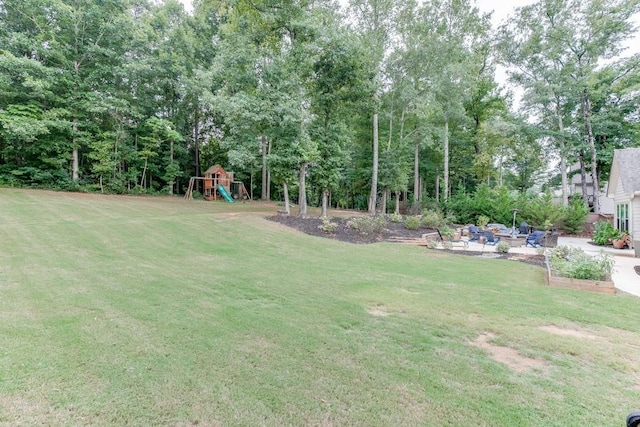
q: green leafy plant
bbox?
[477,215,490,228]
[404,216,422,230]
[421,209,445,228]
[562,195,589,235]
[592,221,619,246]
[318,216,338,234]
[348,216,387,235]
[440,226,455,238]
[496,241,510,253]
[426,239,439,249]
[548,246,614,280]
[387,212,403,223]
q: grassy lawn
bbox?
[1,188,639,425]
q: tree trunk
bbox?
[413,141,420,203]
[381,190,387,214]
[395,191,400,214]
[266,139,272,200]
[283,183,290,215]
[368,113,379,214]
[583,89,599,213]
[72,117,79,181]
[298,162,308,217]
[168,140,174,195]
[556,102,568,207]
[261,135,268,200]
[579,154,588,201]
[194,107,200,192]
[443,119,449,201]
[321,189,329,217]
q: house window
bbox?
[616,203,629,232]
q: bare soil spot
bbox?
[539,325,599,340]
[468,333,548,373]
[367,306,389,317]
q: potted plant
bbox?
[477,215,489,231]
[612,231,631,249]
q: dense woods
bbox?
[1,0,639,214]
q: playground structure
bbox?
[184,164,249,202]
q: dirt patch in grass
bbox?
[468,333,548,373]
[539,325,599,340]
[367,306,389,317]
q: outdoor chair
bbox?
[526,231,546,248]
[468,225,480,241]
[518,221,530,235]
[483,231,501,246]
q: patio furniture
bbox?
[526,231,546,248]
[483,231,501,246]
[468,225,480,241]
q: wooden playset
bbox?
[184,164,249,202]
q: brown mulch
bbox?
[266,215,546,269]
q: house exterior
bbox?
[606,148,640,249]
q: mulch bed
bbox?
[266,215,546,269]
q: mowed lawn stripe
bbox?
[1,189,640,425]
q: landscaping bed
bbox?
[267,215,546,268]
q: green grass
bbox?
[1,188,640,425]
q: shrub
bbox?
[496,241,510,253]
[421,209,444,228]
[348,216,387,235]
[525,192,562,229]
[440,226,455,238]
[426,239,439,249]
[442,241,453,250]
[405,216,422,230]
[477,215,490,228]
[318,216,338,234]
[548,246,614,281]
[388,212,403,223]
[592,221,619,246]
[562,195,589,235]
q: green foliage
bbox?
[548,246,614,281]
[562,195,589,235]
[477,215,490,227]
[421,210,445,228]
[523,192,562,229]
[440,226,455,238]
[348,215,387,235]
[404,216,422,230]
[387,212,403,223]
[592,221,619,246]
[496,241,511,253]
[426,239,439,249]
[318,216,338,234]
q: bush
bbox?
[318,216,338,234]
[404,216,422,230]
[548,246,614,280]
[348,216,387,235]
[525,192,562,229]
[387,212,403,223]
[592,221,619,246]
[562,195,589,235]
[477,215,490,228]
[421,210,445,228]
[496,241,510,253]
[426,239,439,249]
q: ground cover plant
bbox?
[1,189,640,425]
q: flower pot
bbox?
[612,239,626,249]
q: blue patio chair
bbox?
[526,231,546,248]
[468,225,480,241]
[483,231,501,246]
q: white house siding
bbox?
[614,175,629,231]
[633,198,640,243]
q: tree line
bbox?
[1,0,639,215]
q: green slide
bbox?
[217,184,234,203]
